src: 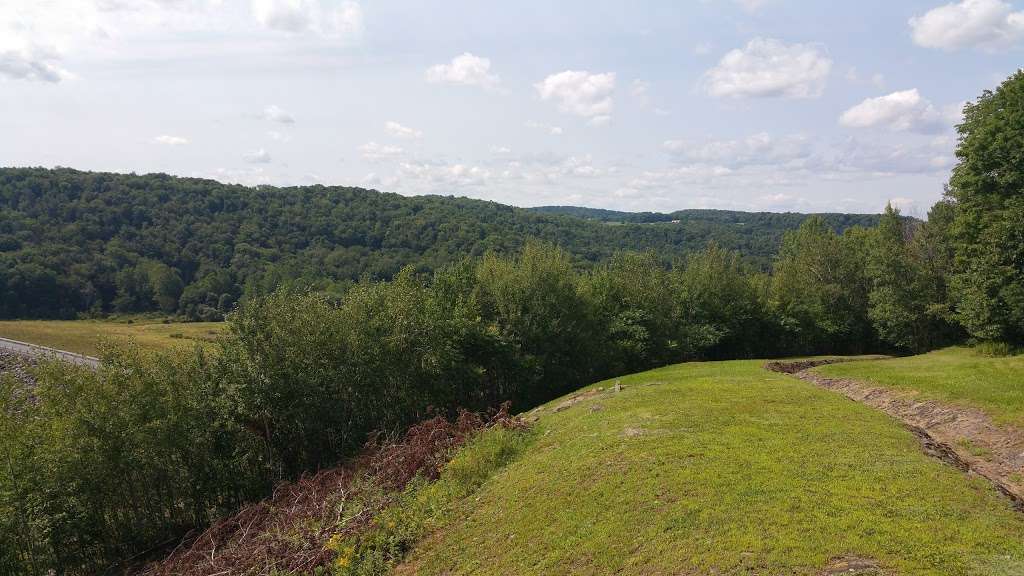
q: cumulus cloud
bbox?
[663,132,811,167]
[0,0,230,81]
[260,104,295,123]
[910,0,1024,51]
[151,134,189,145]
[703,37,832,99]
[359,141,403,161]
[828,138,955,175]
[398,161,493,188]
[839,89,948,133]
[425,53,500,88]
[535,70,616,118]
[244,148,272,163]
[251,0,364,40]
[385,121,423,139]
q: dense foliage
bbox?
[0,167,882,320]
[946,70,1024,345]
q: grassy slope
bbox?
[402,359,1024,575]
[0,319,225,356]
[816,347,1024,427]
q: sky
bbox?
[2,0,1023,215]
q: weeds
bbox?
[141,404,529,576]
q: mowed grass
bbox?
[0,319,225,357]
[402,359,1024,575]
[817,347,1024,427]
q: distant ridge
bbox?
[0,167,886,319]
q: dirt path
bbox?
[765,359,1024,511]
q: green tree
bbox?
[946,70,1024,344]
[147,262,185,314]
[771,217,873,354]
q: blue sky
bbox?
[2,0,1023,215]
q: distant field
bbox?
[0,319,226,357]
[816,347,1024,426]
[400,359,1024,575]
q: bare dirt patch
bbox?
[766,361,1024,511]
[819,555,885,575]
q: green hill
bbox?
[0,167,883,319]
[395,356,1024,575]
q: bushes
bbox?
[0,346,262,575]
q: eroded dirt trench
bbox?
[765,358,1024,512]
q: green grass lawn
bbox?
[401,359,1024,575]
[0,319,226,357]
[816,347,1024,427]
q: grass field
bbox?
[400,359,1024,575]
[816,347,1024,427]
[0,319,226,357]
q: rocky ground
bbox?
[0,348,38,389]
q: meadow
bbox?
[0,319,225,356]
[817,347,1024,426]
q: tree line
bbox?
[0,70,1021,575]
[0,167,883,321]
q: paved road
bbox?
[0,336,100,368]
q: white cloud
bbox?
[526,121,564,135]
[244,148,272,163]
[663,132,811,167]
[361,172,397,189]
[267,130,291,142]
[0,48,70,82]
[398,161,493,188]
[251,0,364,40]
[827,138,955,175]
[703,37,832,99]
[535,70,616,117]
[385,121,423,139]
[260,104,294,123]
[588,115,612,127]
[151,134,189,145]
[839,89,948,133]
[694,42,714,56]
[0,0,231,81]
[425,53,500,88]
[359,141,403,161]
[631,79,650,98]
[910,0,1024,51]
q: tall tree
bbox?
[946,70,1024,344]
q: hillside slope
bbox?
[0,167,882,319]
[399,359,1024,575]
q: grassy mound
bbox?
[398,359,1024,575]
[817,347,1024,426]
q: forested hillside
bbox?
[529,205,880,228]
[0,167,882,320]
